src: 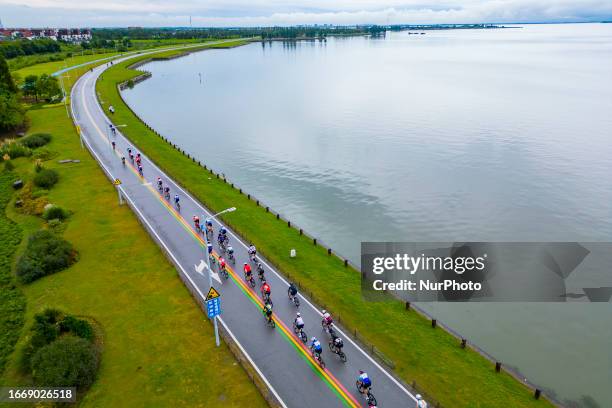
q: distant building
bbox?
[0,27,91,42]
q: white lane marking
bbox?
[195,259,222,284]
[86,52,416,402]
[73,69,288,408]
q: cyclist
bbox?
[129,152,134,162]
[135,156,141,166]
[415,394,427,408]
[322,309,333,331]
[330,331,344,354]
[163,186,170,200]
[217,230,226,247]
[261,280,271,302]
[257,262,265,280]
[310,337,323,358]
[193,215,200,231]
[243,262,251,276]
[294,312,305,331]
[174,194,180,208]
[127,147,132,156]
[357,371,372,394]
[219,257,227,276]
[288,282,298,300]
[157,177,163,191]
[138,165,143,176]
[121,156,126,166]
[248,245,257,261]
[262,303,273,324]
[227,246,235,262]
[111,141,116,150]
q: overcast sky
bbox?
[1,0,611,27]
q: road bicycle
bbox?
[245,273,256,288]
[356,383,377,407]
[312,349,325,369]
[293,322,307,343]
[328,340,347,362]
[288,292,300,307]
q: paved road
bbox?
[71,44,418,408]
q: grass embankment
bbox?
[1,55,265,407]
[98,45,555,408]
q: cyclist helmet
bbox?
[296,312,301,317]
[322,309,327,314]
[311,337,316,342]
[244,262,247,266]
[359,370,365,374]
[416,395,422,400]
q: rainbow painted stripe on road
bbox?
[83,78,362,408]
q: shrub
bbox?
[15,230,77,284]
[33,168,59,189]
[31,336,98,390]
[60,316,93,341]
[0,139,31,159]
[43,204,69,221]
[15,184,49,216]
[21,309,94,369]
[21,133,51,148]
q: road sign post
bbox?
[114,179,123,205]
[205,287,221,347]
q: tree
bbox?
[0,92,25,131]
[0,54,17,94]
[35,74,62,102]
[23,75,38,100]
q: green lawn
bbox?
[97,44,555,408]
[13,52,121,80]
[0,50,265,407]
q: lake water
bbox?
[122,24,612,406]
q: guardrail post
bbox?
[288,221,291,227]
[431,319,437,328]
[299,229,303,235]
[405,301,410,310]
[344,259,348,267]
[313,238,317,246]
[495,362,502,372]
[534,389,541,400]
[327,248,331,255]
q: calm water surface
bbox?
[122,24,612,406]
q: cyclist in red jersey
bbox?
[261,281,271,302]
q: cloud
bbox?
[0,0,611,27]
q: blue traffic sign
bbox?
[206,297,221,318]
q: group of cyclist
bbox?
[113,152,427,407]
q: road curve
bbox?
[70,44,418,408]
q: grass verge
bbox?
[97,43,555,408]
[1,55,266,407]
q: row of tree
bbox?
[0,54,25,132]
[81,37,131,50]
[0,54,62,133]
[91,26,385,41]
[0,39,61,59]
[22,74,62,102]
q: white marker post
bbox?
[202,206,237,347]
